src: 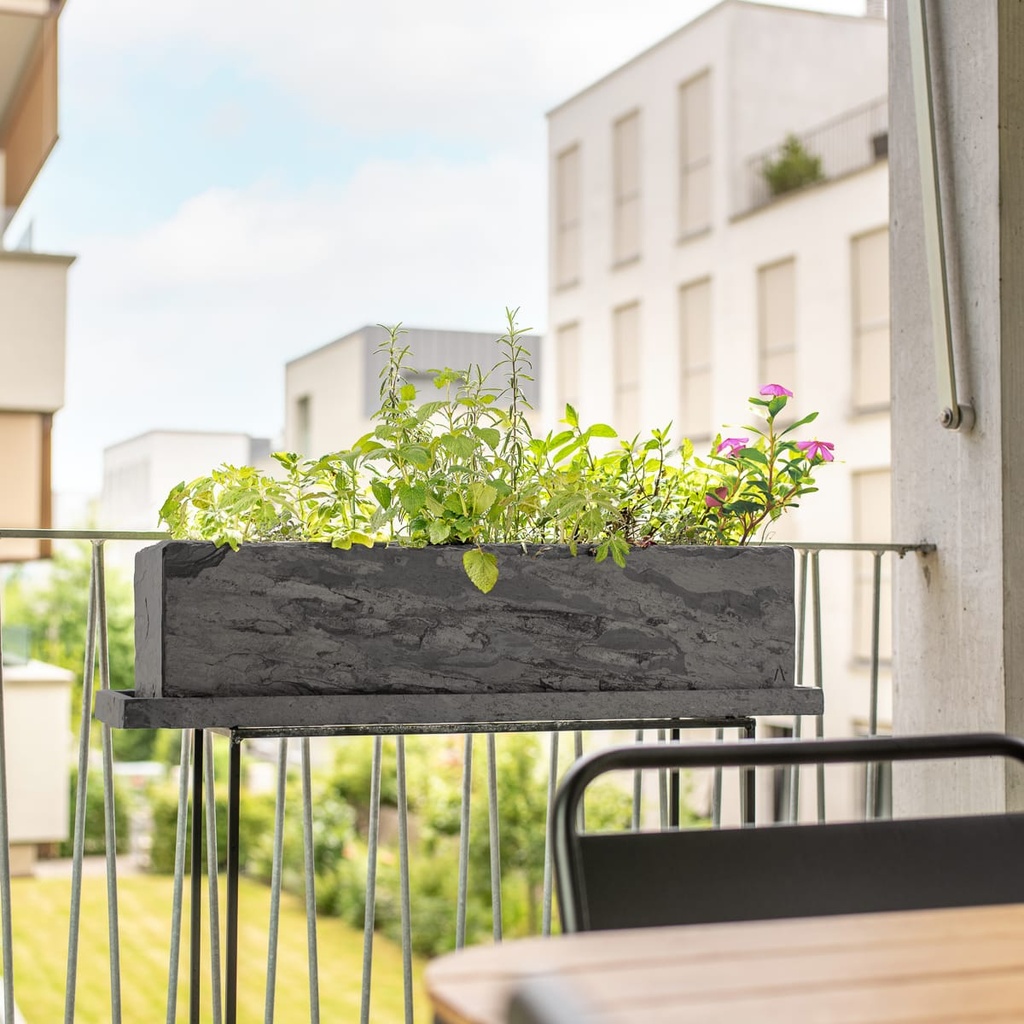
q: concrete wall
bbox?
[890,1,1024,813]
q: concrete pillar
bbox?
[891,1,1024,812]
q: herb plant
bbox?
[160,310,833,593]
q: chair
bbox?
[553,732,1024,933]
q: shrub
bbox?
[762,134,824,196]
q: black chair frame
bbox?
[553,732,1024,934]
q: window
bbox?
[852,227,890,411]
[678,72,711,236]
[758,259,796,391]
[295,394,312,454]
[556,322,580,420]
[613,111,641,264]
[613,302,641,436]
[678,278,712,438]
[555,145,581,287]
[852,468,892,663]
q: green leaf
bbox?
[468,482,498,515]
[564,404,579,428]
[398,483,427,515]
[400,445,432,469]
[474,427,501,450]
[348,531,375,548]
[399,383,417,402]
[738,448,769,466]
[594,542,609,564]
[371,480,393,509]
[586,423,618,439]
[442,433,479,459]
[427,520,451,544]
[609,536,630,568]
[463,548,499,594]
[779,410,819,436]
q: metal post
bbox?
[265,739,288,1023]
[203,733,223,1024]
[866,551,884,819]
[360,737,383,1024]
[455,735,473,949]
[542,732,559,936]
[226,738,241,1024]
[166,730,192,1024]
[0,575,15,1024]
[811,551,826,822]
[300,738,320,1024]
[487,734,503,942]
[395,737,413,1024]
[190,730,204,1024]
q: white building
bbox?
[546,0,890,820]
[0,0,74,563]
[285,324,543,457]
[99,430,273,571]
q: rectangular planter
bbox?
[134,541,796,701]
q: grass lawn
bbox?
[11,872,430,1022]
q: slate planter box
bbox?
[134,541,796,701]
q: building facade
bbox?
[546,0,890,820]
[0,0,74,562]
[284,325,543,457]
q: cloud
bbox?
[54,153,545,493]
[61,0,739,143]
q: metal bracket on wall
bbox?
[906,0,975,432]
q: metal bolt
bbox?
[940,407,956,428]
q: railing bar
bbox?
[711,727,724,829]
[631,729,644,832]
[395,737,414,1024]
[487,733,503,942]
[360,736,383,1024]
[300,738,320,1024]
[541,731,559,936]
[189,730,204,1024]
[95,543,123,1024]
[204,732,223,1024]
[791,549,810,822]
[0,529,168,541]
[0,575,15,1023]
[657,730,668,829]
[811,551,826,822]
[455,735,473,950]
[264,738,288,1024]
[166,730,192,1024]
[866,551,885,819]
[574,732,585,833]
[65,547,99,1024]
[225,739,241,1024]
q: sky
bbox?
[10,0,866,502]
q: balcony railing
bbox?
[740,96,888,214]
[0,528,933,1023]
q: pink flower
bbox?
[760,384,794,397]
[704,487,728,509]
[716,437,750,457]
[796,439,835,462]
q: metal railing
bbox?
[740,96,888,214]
[0,529,933,1023]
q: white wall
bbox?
[284,332,368,456]
[0,251,72,412]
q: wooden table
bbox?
[426,902,1024,1022]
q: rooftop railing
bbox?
[740,96,888,214]
[0,528,932,1023]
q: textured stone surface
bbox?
[96,686,822,731]
[134,542,795,700]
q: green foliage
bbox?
[147,780,276,874]
[160,310,832,590]
[59,766,131,857]
[762,134,825,196]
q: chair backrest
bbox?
[553,733,1024,933]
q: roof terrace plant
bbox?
[160,310,833,593]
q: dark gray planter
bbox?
[134,541,797,702]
